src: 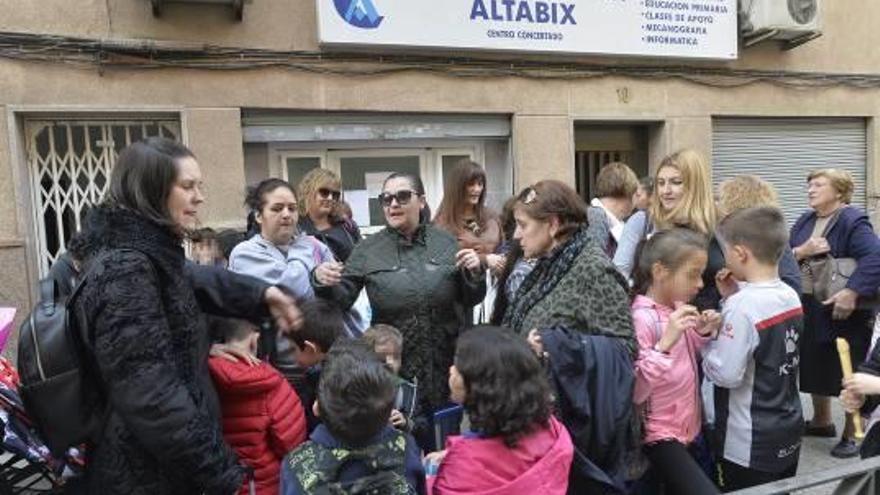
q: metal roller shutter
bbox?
[712,118,867,225]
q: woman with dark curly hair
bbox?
[427,326,573,494]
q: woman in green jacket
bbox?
[313,172,486,451]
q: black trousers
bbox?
[645,440,720,495]
[719,458,798,492]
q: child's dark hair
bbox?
[717,206,788,265]
[455,326,551,448]
[216,229,246,261]
[362,324,403,353]
[317,341,397,446]
[209,317,257,344]
[289,298,346,352]
[633,228,708,296]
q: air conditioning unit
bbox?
[740,0,822,49]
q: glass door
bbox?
[327,149,430,234]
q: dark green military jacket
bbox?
[315,224,486,412]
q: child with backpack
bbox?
[703,207,804,490]
[630,229,721,495]
[362,324,419,432]
[281,340,426,495]
[428,326,573,495]
[208,317,307,495]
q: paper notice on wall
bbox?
[345,189,371,227]
[365,172,392,197]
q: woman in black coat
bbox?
[72,138,301,494]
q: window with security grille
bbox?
[25,119,180,276]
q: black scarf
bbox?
[78,205,185,274]
[502,225,591,332]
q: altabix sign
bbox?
[317,0,738,60]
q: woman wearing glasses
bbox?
[296,168,362,262]
[313,172,486,452]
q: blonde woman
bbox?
[716,175,801,294]
[613,149,723,309]
[297,168,362,262]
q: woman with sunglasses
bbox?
[296,168,362,262]
[313,172,486,452]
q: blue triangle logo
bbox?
[334,0,384,29]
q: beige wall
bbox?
[183,108,248,227]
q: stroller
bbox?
[0,308,84,494]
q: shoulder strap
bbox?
[642,213,653,240]
[37,278,56,316]
[821,208,845,237]
[307,235,324,266]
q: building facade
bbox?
[0,0,878,355]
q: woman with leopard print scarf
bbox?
[500,180,635,357]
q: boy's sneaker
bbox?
[830,438,859,459]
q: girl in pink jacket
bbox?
[631,229,721,495]
[427,326,573,495]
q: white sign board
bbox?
[317,0,738,60]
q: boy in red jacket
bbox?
[209,318,308,495]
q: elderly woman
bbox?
[790,169,880,458]
[313,172,486,451]
[501,180,634,354]
[587,162,639,257]
[296,168,362,262]
[716,175,801,294]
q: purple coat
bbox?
[790,206,880,298]
[790,206,880,340]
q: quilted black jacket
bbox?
[314,224,485,413]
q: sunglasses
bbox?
[518,187,538,205]
[317,188,341,201]
[378,190,420,207]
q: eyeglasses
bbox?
[518,187,538,205]
[317,188,341,201]
[378,190,420,207]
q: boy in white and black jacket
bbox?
[702,207,804,492]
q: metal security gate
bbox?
[575,150,633,202]
[25,119,180,276]
[712,118,867,225]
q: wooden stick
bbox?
[836,337,865,440]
